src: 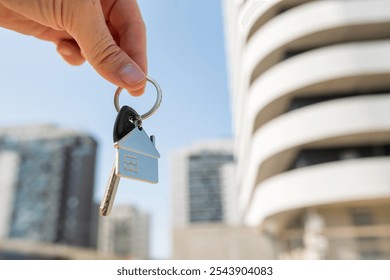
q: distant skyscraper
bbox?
[171,139,274,259]
[172,139,235,227]
[0,125,97,248]
[98,205,150,259]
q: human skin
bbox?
[0,0,147,96]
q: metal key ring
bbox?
[114,76,162,120]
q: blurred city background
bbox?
[1,0,390,260]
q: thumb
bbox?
[68,1,146,95]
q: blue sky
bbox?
[0,0,232,259]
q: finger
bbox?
[68,1,146,95]
[108,0,147,73]
[34,28,73,43]
[130,88,145,97]
[0,3,71,43]
[108,0,147,94]
[57,39,85,65]
[120,23,148,92]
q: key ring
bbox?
[114,76,162,120]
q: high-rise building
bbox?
[172,139,235,227]
[98,205,150,259]
[0,125,97,249]
[224,0,390,259]
[171,139,274,259]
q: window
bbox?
[351,209,373,226]
[289,145,390,170]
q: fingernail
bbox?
[120,64,145,86]
[58,46,73,57]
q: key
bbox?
[99,106,139,216]
[99,163,120,216]
[100,77,162,216]
[114,123,160,183]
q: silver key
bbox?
[99,163,120,216]
[100,76,162,217]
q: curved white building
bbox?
[224,0,390,259]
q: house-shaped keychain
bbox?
[114,127,160,183]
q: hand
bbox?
[0,0,147,96]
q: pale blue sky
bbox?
[0,0,232,259]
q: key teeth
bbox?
[99,206,110,217]
[99,164,120,217]
[99,193,112,217]
[99,198,112,216]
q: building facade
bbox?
[171,139,235,227]
[0,125,97,249]
[98,205,150,259]
[171,139,274,259]
[224,0,390,259]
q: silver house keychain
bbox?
[100,77,162,216]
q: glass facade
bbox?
[188,152,234,223]
[0,125,97,248]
